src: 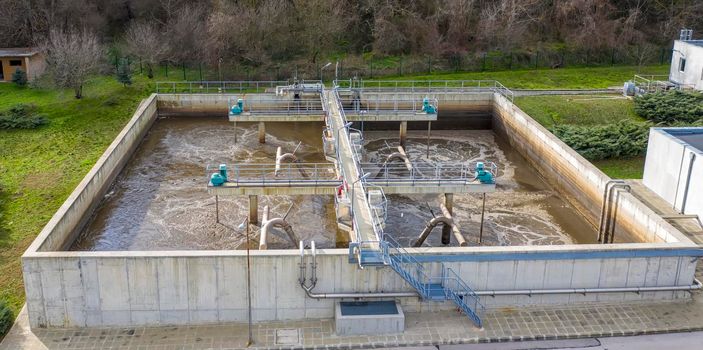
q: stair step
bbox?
[426,283,446,300]
[360,250,386,266]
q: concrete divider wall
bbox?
[491,93,692,245]
[25,94,158,252]
[21,246,697,328]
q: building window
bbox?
[9,59,22,66]
[679,58,686,72]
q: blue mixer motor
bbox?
[230,98,244,115]
[210,164,228,186]
[475,162,494,184]
[422,97,437,114]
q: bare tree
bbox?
[42,28,104,99]
[124,21,169,78]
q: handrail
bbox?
[333,79,514,102]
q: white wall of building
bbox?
[643,128,703,219]
[669,40,703,90]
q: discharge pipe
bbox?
[413,216,453,247]
[259,206,298,250]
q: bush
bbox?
[551,121,650,160]
[0,103,48,129]
[11,68,27,87]
[634,90,703,124]
[0,300,12,338]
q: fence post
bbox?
[534,52,538,68]
[660,48,665,65]
[586,50,589,66]
[182,63,186,80]
[199,63,203,81]
[165,63,168,77]
[482,53,486,71]
[611,48,616,66]
[427,56,432,74]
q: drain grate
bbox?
[275,328,300,345]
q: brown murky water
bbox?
[70,116,598,251]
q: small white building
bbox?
[643,127,703,219]
[669,29,703,91]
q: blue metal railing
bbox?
[354,234,485,328]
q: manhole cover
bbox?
[275,328,300,345]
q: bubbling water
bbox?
[71,118,595,251]
[363,130,592,247]
[71,117,341,251]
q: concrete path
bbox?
[376,332,703,349]
[5,290,703,349]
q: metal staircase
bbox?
[350,235,485,328]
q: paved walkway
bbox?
[4,289,703,350]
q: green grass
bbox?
[591,157,646,179]
[387,65,669,89]
[514,94,646,178]
[514,95,644,127]
[0,76,154,327]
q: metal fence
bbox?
[155,81,289,93]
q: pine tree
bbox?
[11,68,27,87]
[116,58,132,86]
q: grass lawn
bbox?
[514,94,647,178]
[591,157,646,179]
[514,95,644,127]
[0,64,665,336]
[387,65,669,89]
[0,76,155,326]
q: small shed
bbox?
[0,47,46,82]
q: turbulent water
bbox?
[364,130,595,247]
[71,117,596,251]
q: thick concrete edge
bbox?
[23,94,159,255]
[490,93,697,247]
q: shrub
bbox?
[0,103,48,129]
[116,58,132,86]
[11,68,27,87]
[0,300,12,338]
[551,121,650,160]
[634,90,703,124]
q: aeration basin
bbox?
[21,88,702,329]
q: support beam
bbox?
[399,121,407,149]
[258,121,266,143]
[249,195,258,225]
[442,193,453,244]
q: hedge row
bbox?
[634,90,703,124]
[551,121,650,160]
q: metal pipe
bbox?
[680,153,696,215]
[598,180,624,242]
[260,217,297,250]
[413,216,453,247]
[301,278,702,299]
[440,203,467,246]
[603,184,630,244]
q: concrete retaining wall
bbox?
[491,93,692,245]
[26,94,158,252]
[22,246,698,328]
[21,91,701,329]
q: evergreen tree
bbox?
[116,58,132,86]
[11,68,27,86]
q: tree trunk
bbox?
[75,85,82,99]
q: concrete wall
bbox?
[643,128,703,219]
[22,245,699,328]
[26,94,158,252]
[21,91,701,329]
[491,93,692,245]
[669,41,703,90]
